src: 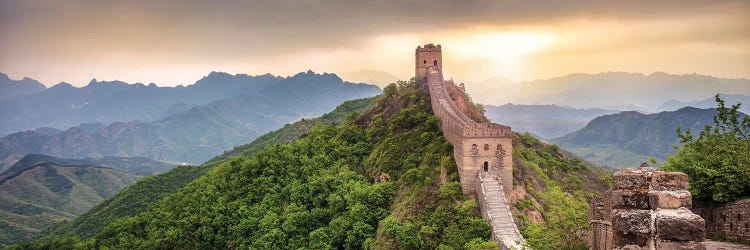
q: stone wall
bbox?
[418,44,522,249]
[589,164,707,250]
[693,198,750,244]
[423,60,513,195]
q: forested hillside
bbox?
[38,97,376,241]
[552,107,724,167]
[16,80,609,249]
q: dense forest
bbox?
[15,80,610,249]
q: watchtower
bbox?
[415,44,442,80]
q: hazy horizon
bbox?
[1,0,748,90]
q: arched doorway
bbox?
[483,161,488,172]
[433,60,438,66]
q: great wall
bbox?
[415,44,738,250]
[416,44,525,249]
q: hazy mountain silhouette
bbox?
[470,72,750,112]
[0,71,280,135]
[484,104,618,139]
[657,93,750,114]
[0,73,46,101]
[0,71,380,168]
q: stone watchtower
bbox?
[415,44,442,80]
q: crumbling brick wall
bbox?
[693,198,750,244]
[590,164,707,250]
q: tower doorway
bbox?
[483,161,488,172]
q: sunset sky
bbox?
[1,0,748,87]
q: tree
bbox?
[662,95,750,203]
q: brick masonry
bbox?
[692,198,750,244]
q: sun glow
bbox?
[439,31,555,82]
[450,32,554,59]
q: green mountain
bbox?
[38,97,376,241]
[0,163,140,247]
[551,107,723,167]
[16,81,608,249]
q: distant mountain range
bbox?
[0,155,142,246]
[0,154,174,178]
[550,107,727,167]
[0,70,379,135]
[657,93,750,114]
[469,72,750,112]
[0,71,380,168]
[484,104,618,139]
[0,73,46,101]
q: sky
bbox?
[1,0,748,88]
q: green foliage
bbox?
[48,164,211,239]
[663,95,750,203]
[33,97,376,243]
[21,80,492,249]
[514,132,608,250]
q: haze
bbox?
[1,0,748,93]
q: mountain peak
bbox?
[50,82,75,90]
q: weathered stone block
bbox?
[655,240,706,250]
[649,190,692,209]
[655,208,706,241]
[613,244,650,250]
[612,190,650,209]
[613,210,652,234]
[613,170,650,191]
[613,232,651,249]
[652,171,689,191]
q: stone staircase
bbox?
[477,173,526,249]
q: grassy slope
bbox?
[0,164,139,247]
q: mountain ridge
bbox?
[550,106,735,167]
[0,70,376,135]
[0,72,380,170]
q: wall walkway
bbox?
[425,66,525,249]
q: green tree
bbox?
[662,95,750,203]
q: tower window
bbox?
[483,161,488,172]
[423,60,426,64]
[434,60,438,66]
